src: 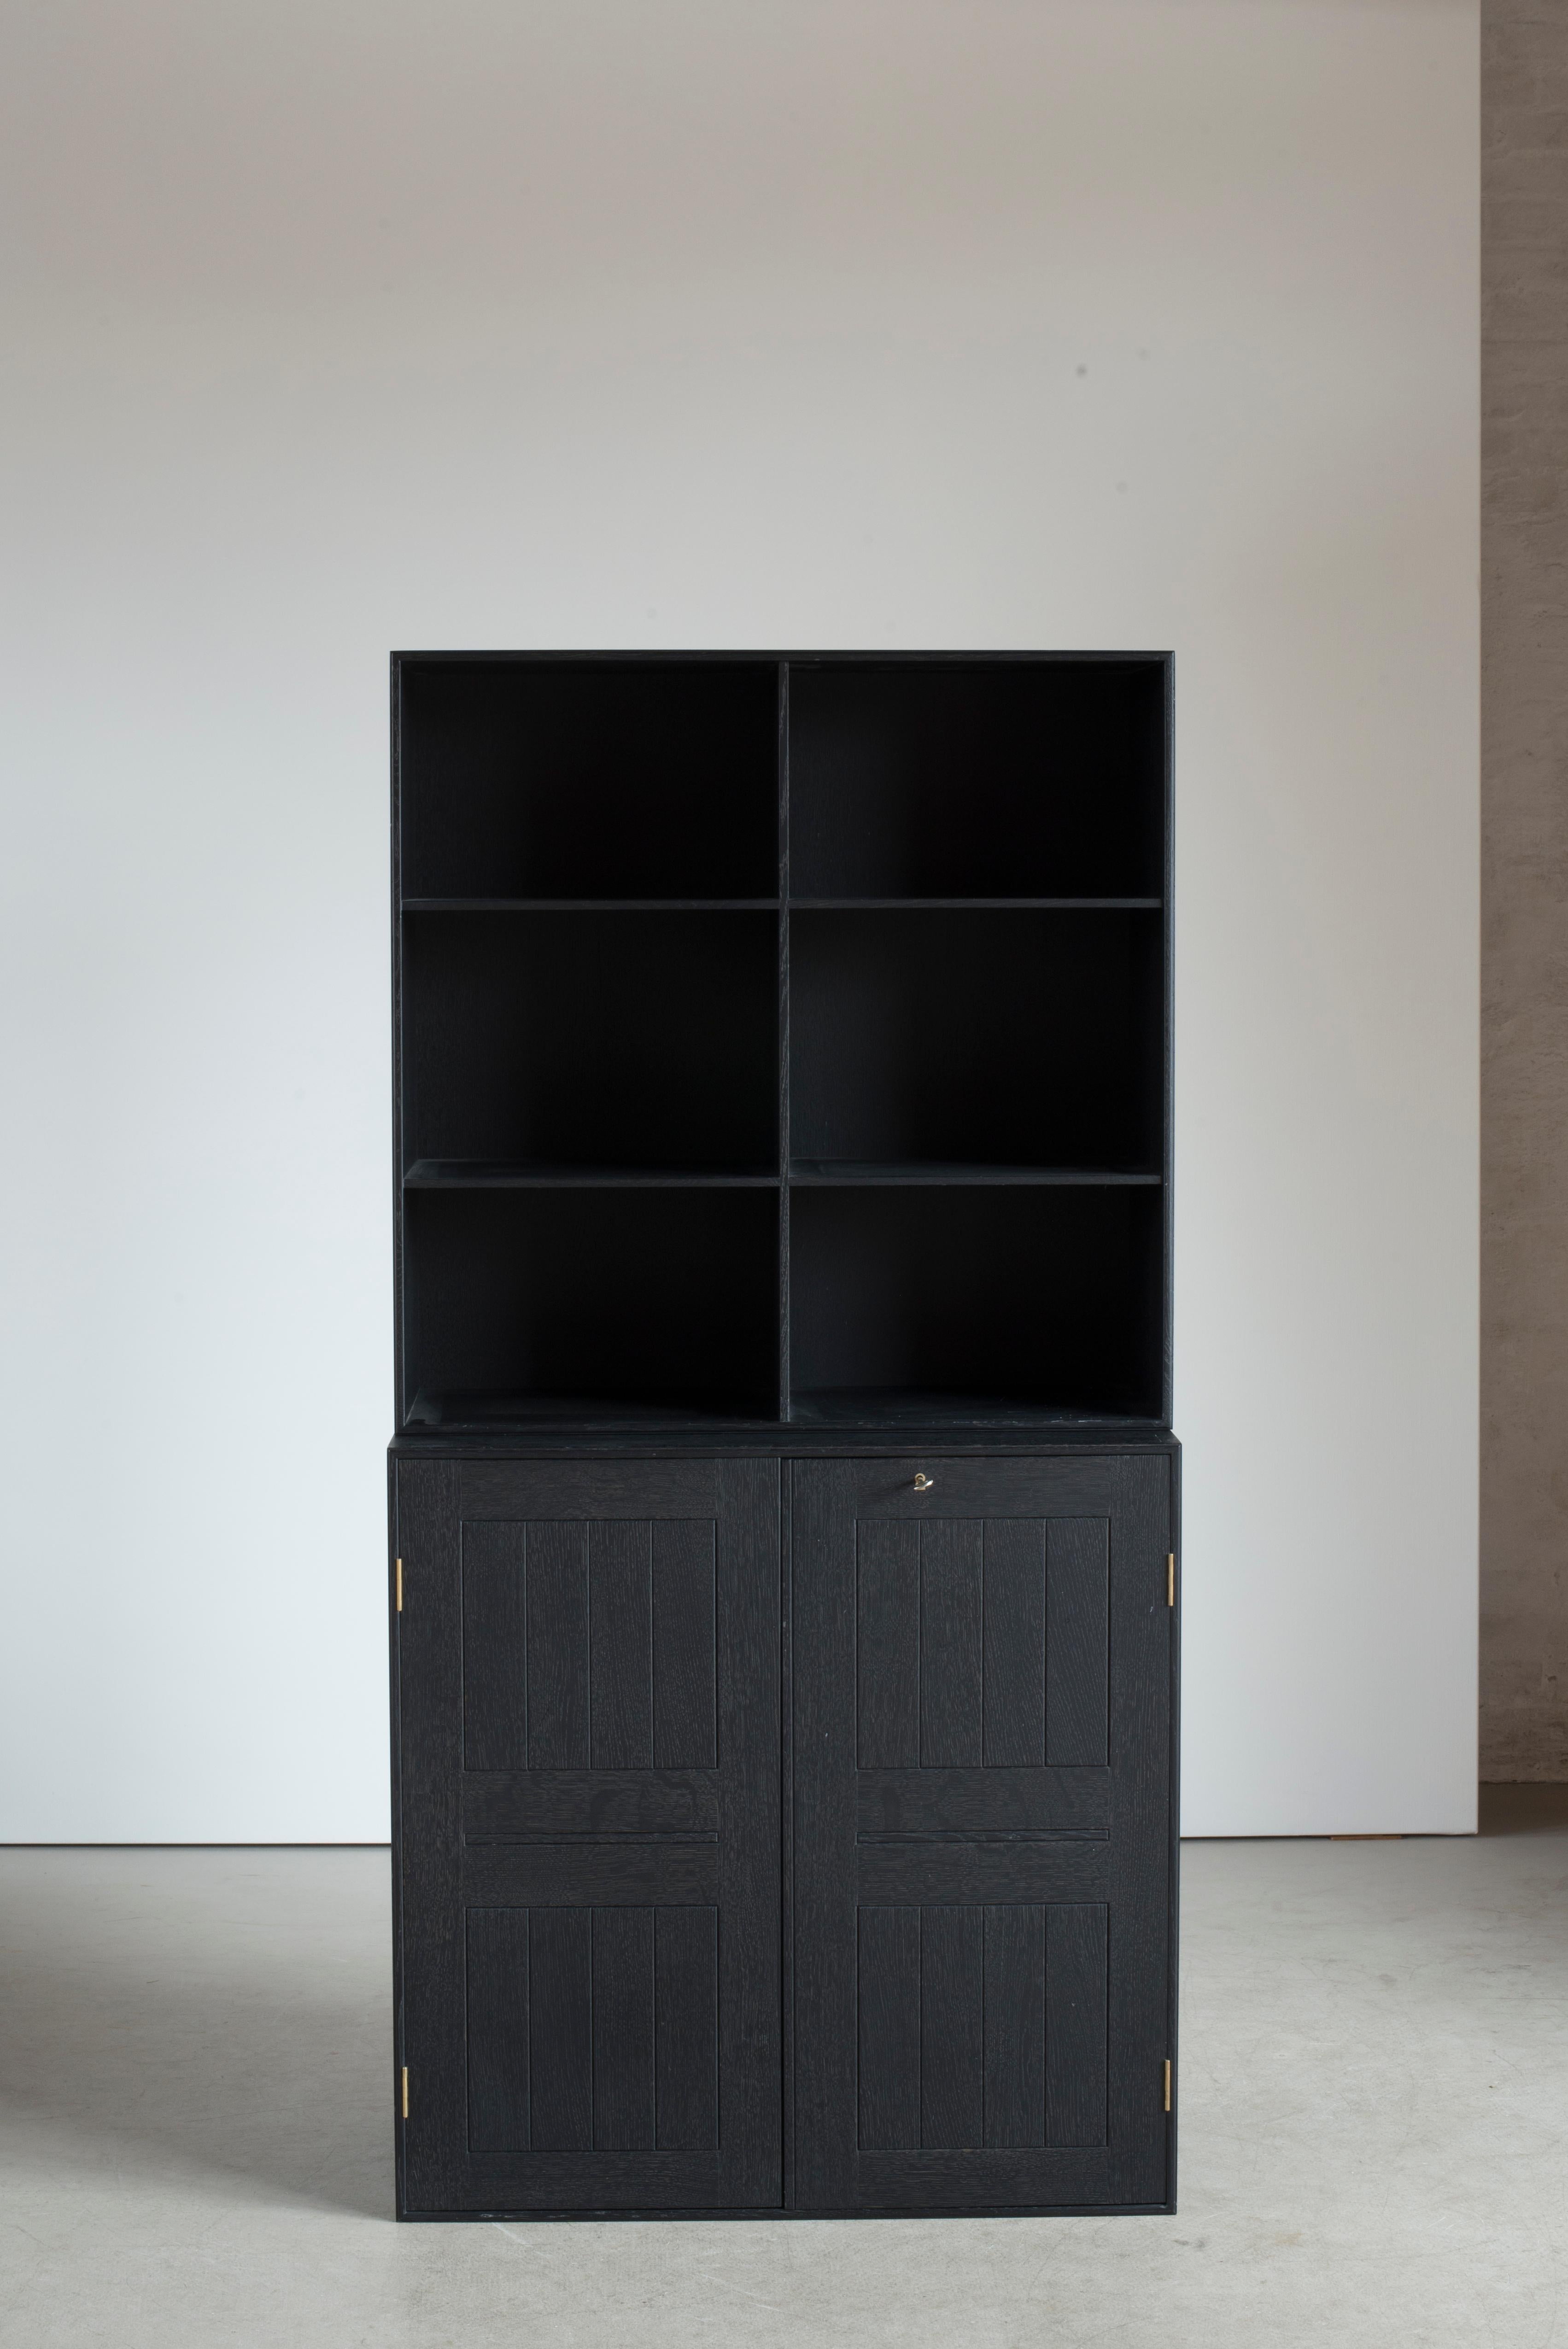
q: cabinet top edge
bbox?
[390,649,1175,669]
[388,1428,1181,1461]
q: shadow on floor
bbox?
[1479,1783,1568,1835]
[0,1849,393,2221]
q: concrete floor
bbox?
[3,1803,1567,2348]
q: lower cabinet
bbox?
[392,1447,1177,2219]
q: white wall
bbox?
[0,0,1477,1840]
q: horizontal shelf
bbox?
[403,898,779,913]
[787,898,1161,912]
[408,1160,1163,1189]
[405,1160,778,1189]
[404,1387,1164,1432]
[789,1389,1166,1429]
[407,1390,778,1430]
[788,1162,1161,1187]
[402,896,1159,915]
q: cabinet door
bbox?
[395,1455,781,2215]
[792,1455,1174,2214]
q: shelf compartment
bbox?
[399,658,779,899]
[788,659,1166,900]
[789,1184,1164,1420]
[402,909,778,1171]
[790,907,1162,1172]
[407,1160,778,1187]
[403,1186,780,1422]
[790,1161,1160,1186]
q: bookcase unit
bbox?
[390,652,1179,2220]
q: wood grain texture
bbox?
[653,1519,717,1768]
[590,1520,654,1770]
[842,2145,1117,2209]
[711,1456,782,2202]
[593,1906,656,2151]
[1047,1519,1109,1767]
[656,1906,720,2150]
[856,1906,921,2150]
[462,1459,719,1519]
[844,1458,1115,1518]
[791,1457,859,2209]
[856,1519,919,1768]
[855,1841,1109,1905]
[526,1521,590,1768]
[983,1904,1047,2149]
[462,1769,717,1841]
[920,1905,985,2148]
[466,1909,530,2152]
[1047,1903,1108,2148]
[919,1519,984,1767]
[459,1836,721,1912]
[983,1519,1046,1767]
[856,1766,1107,1840]
[528,1908,594,2150]
[461,1521,528,1772]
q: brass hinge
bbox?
[1167,1554,1175,1607]
[1164,2059,1172,2112]
[401,2066,409,2119]
[395,1558,403,1613]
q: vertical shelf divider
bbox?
[778,659,792,1422]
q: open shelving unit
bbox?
[393,653,1171,1432]
[389,652,1181,2228]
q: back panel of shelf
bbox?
[402,1185,781,1426]
[790,904,1162,1174]
[788,658,1166,900]
[788,1182,1165,1422]
[399,657,779,899]
[401,907,778,1173]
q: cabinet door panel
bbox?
[396,1454,780,2215]
[792,1453,1173,2214]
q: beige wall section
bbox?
[1483,4,1568,1778]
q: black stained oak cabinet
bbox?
[389,652,1180,2221]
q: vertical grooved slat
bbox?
[856,1905,921,2148]
[983,1519,1046,1767]
[590,1521,654,1769]
[920,1906,984,2148]
[465,1909,531,2151]
[857,1521,919,1766]
[1046,1519,1109,1766]
[528,1908,593,2149]
[461,1522,529,1771]
[920,1520,984,1767]
[983,1904,1046,2147]
[655,1906,719,2149]
[591,1905,655,2150]
[1047,1903,1109,2147]
[527,1522,590,1768]
[653,1521,717,1767]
